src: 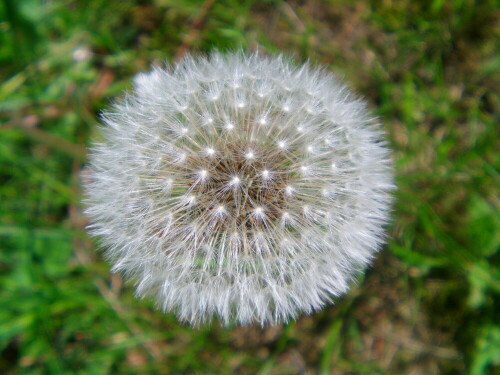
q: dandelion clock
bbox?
[83,52,394,326]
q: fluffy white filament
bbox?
[84,52,394,326]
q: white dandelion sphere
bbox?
[84,52,394,326]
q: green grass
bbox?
[0,0,498,374]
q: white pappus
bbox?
[83,51,394,326]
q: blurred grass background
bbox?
[0,0,498,374]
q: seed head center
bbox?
[185,142,290,229]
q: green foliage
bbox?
[0,0,497,373]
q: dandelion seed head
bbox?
[84,51,394,326]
